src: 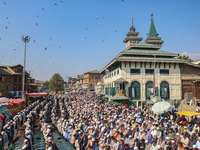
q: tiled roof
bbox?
[0,68,11,75]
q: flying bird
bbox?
[4,1,6,5]
[36,22,38,26]
[55,3,57,6]
[44,47,47,50]
[42,8,44,11]
[37,15,39,18]
[60,1,63,3]
[59,46,61,48]
[6,17,8,19]
[33,40,36,43]
[96,16,98,19]
[5,26,8,29]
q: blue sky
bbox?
[0,0,200,81]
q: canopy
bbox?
[26,93,48,97]
[152,101,171,114]
[0,97,9,102]
[3,99,23,104]
[72,91,76,93]
[176,111,200,116]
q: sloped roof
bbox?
[117,56,186,62]
[113,78,128,83]
[0,68,12,75]
[148,20,158,37]
[123,49,177,57]
[84,70,100,74]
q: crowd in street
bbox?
[50,94,200,150]
[1,94,200,150]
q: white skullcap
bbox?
[193,145,197,148]
[145,140,148,143]
[157,145,161,148]
[134,147,139,150]
[171,140,175,143]
[48,147,53,150]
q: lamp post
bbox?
[21,35,31,101]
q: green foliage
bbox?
[178,55,193,63]
[42,81,49,90]
[68,77,72,82]
[49,73,64,91]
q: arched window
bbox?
[160,81,170,100]
[146,81,153,100]
[130,81,140,100]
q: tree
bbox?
[68,77,72,82]
[42,81,49,91]
[178,55,193,63]
[49,73,64,91]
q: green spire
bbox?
[148,12,159,37]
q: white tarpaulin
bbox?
[152,101,171,114]
[0,97,8,102]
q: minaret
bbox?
[145,12,164,47]
[123,17,143,49]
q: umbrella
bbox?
[72,91,76,93]
[0,97,9,102]
[152,101,171,114]
[3,99,23,104]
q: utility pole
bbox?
[21,35,31,101]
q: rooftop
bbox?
[84,70,100,74]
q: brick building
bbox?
[83,70,101,91]
[0,64,29,97]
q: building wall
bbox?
[83,73,101,90]
[0,75,12,97]
[181,64,200,99]
[103,61,182,101]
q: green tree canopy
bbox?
[42,81,49,91]
[49,73,64,91]
[178,55,193,63]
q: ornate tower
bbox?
[123,17,143,49]
[145,12,164,47]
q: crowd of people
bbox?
[50,94,200,150]
[1,93,200,150]
[0,99,44,150]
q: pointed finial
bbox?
[151,11,153,21]
[130,16,135,32]
[132,16,133,26]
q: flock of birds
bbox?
[1,0,125,66]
